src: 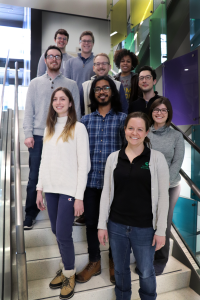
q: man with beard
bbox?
[80,53,128,116]
[23,45,81,229]
[128,66,161,114]
[37,29,73,77]
[76,76,127,284]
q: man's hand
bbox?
[152,234,166,251]
[36,191,46,211]
[74,199,84,216]
[24,137,34,148]
[98,229,108,246]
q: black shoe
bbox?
[74,213,85,226]
[23,216,36,230]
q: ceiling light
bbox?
[110,31,117,37]
[184,69,189,71]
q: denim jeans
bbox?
[25,135,43,219]
[45,193,75,270]
[108,220,156,300]
[84,187,112,262]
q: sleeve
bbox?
[23,81,35,139]
[128,101,134,114]
[65,59,71,79]
[75,124,91,200]
[119,84,128,114]
[36,130,46,190]
[155,153,170,236]
[169,133,185,186]
[120,114,126,144]
[80,86,85,116]
[70,82,81,121]
[37,54,47,77]
[98,154,113,230]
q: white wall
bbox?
[41,11,111,56]
[0,0,108,20]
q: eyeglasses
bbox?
[139,75,152,81]
[47,55,61,60]
[57,37,67,41]
[94,86,111,94]
[80,40,93,44]
[153,108,169,114]
[93,62,109,66]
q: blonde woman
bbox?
[36,87,90,300]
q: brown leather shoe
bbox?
[75,260,101,283]
[109,258,115,284]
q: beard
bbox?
[46,61,61,72]
[95,94,112,107]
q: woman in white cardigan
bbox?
[98,112,169,300]
[36,87,90,300]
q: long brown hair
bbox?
[149,97,173,127]
[124,112,151,147]
[44,87,77,143]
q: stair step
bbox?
[154,287,200,300]
[11,165,29,182]
[11,181,27,201]
[11,150,29,166]
[12,257,191,300]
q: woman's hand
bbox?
[152,234,166,251]
[74,199,84,216]
[98,229,108,246]
[36,191,46,211]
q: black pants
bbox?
[84,187,112,262]
[154,185,181,272]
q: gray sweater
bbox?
[23,73,81,139]
[64,53,95,92]
[37,52,73,77]
[148,126,185,187]
[98,149,169,236]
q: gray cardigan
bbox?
[148,126,185,187]
[98,149,169,236]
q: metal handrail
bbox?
[179,168,200,201]
[0,50,10,132]
[171,122,200,154]
[14,62,28,299]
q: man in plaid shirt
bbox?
[76,75,127,285]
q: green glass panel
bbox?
[149,2,167,69]
[110,0,127,47]
[190,0,200,51]
[124,32,135,53]
[108,49,114,71]
[107,0,113,18]
[130,0,153,28]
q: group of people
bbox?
[23,28,185,300]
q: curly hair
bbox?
[114,49,139,70]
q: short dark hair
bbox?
[80,31,95,43]
[138,65,157,80]
[114,49,139,70]
[89,76,122,113]
[149,97,173,127]
[44,45,63,60]
[54,29,69,41]
[124,112,151,147]
[94,53,110,64]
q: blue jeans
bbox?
[108,220,157,300]
[25,135,43,219]
[45,193,75,270]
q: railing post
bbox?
[14,62,28,300]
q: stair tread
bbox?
[155,287,200,300]
[12,257,191,300]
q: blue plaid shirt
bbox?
[81,109,127,189]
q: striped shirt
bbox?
[81,109,127,189]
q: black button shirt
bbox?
[109,145,153,227]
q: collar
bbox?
[93,108,115,116]
[78,52,93,60]
[45,72,62,80]
[139,91,159,101]
[150,125,170,135]
[119,143,150,160]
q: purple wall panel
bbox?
[163,50,199,125]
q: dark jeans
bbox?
[108,220,156,300]
[154,184,181,272]
[84,187,112,262]
[45,193,75,270]
[25,135,43,219]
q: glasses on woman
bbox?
[94,86,111,94]
[153,108,169,114]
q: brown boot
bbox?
[109,258,115,284]
[75,260,101,283]
[60,274,76,299]
[49,269,65,289]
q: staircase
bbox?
[12,111,200,300]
